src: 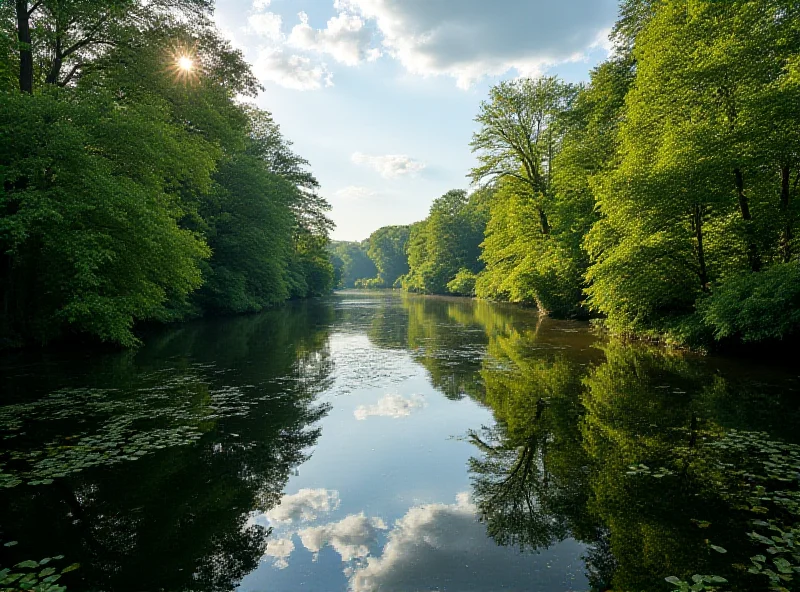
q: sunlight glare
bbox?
[178,56,194,72]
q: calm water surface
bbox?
[1,292,799,591]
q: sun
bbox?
[177,56,194,72]
[167,44,200,84]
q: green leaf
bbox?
[710,545,727,554]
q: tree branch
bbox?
[59,62,83,86]
[27,0,42,16]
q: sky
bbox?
[213,0,619,241]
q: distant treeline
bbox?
[1,1,334,348]
[332,0,800,347]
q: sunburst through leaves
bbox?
[168,44,199,84]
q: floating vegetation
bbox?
[708,431,800,590]
[0,548,79,592]
[665,574,728,592]
[625,463,675,478]
[644,429,800,591]
[0,366,280,488]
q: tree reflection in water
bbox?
[0,304,334,592]
[362,294,800,591]
[3,294,800,592]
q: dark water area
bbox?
[1,291,800,592]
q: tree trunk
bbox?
[44,22,64,85]
[734,168,761,272]
[45,54,63,85]
[780,165,792,263]
[537,207,550,235]
[16,0,33,93]
[693,204,709,291]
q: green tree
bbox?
[470,77,578,236]
[364,225,411,288]
[585,0,800,344]
[329,241,377,288]
[403,188,489,295]
[9,0,215,93]
[0,90,213,346]
[471,77,593,315]
[197,154,294,313]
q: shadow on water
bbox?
[2,292,800,591]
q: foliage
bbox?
[0,3,333,347]
[0,552,79,592]
[197,155,294,313]
[454,0,800,344]
[363,225,411,288]
[665,574,728,592]
[447,269,478,296]
[403,188,489,294]
[0,90,211,346]
[584,0,800,343]
[698,263,800,342]
[329,240,377,288]
[476,177,586,314]
[471,63,630,317]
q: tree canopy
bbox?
[1,1,333,348]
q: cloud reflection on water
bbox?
[349,493,587,592]
[353,393,427,420]
[265,488,341,524]
[257,491,587,591]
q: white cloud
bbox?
[252,48,333,90]
[354,393,426,420]
[264,537,295,569]
[288,11,380,67]
[348,494,589,591]
[298,513,388,561]
[335,186,378,200]
[247,12,283,41]
[351,152,426,178]
[590,27,615,54]
[252,0,271,9]
[335,0,617,88]
[266,488,341,524]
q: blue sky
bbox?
[213,0,619,241]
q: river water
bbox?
[1,291,799,591]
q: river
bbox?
[1,291,799,591]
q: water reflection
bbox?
[349,493,586,592]
[2,293,799,592]
[362,293,800,591]
[0,304,333,592]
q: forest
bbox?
[333,0,800,348]
[2,0,798,351]
[0,0,334,348]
